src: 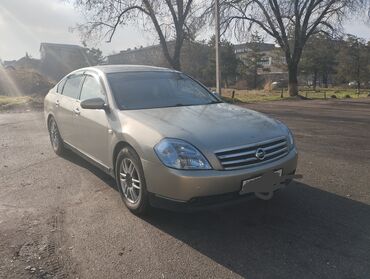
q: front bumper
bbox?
[148,190,258,212]
[142,148,298,205]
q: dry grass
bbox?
[300,89,369,100]
[220,88,370,103]
[0,96,32,106]
[0,95,43,110]
[221,88,292,103]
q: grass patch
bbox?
[0,96,33,106]
[300,89,369,100]
[221,89,294,103]
[0,95,43,110]
[220,88,370,103]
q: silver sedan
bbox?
[44,65,299,214]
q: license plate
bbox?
[242,176,262,185]
[274,169,283,176]
[240,169,283,195]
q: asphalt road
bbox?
[0,98,369,279]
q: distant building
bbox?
[107,41,210,82]
[234,42,287,80]
[3,60,17,68]
[108,41,287,81]
[2,43,92,82]
[108,45,166,66]
[39,43,91,81]
[3,55,40,72]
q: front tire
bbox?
[48,117,65,156]
[115,147,150,215]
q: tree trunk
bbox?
[253,68,258,89]
[313,70,317,91]
[144,0,183,71]
[171,56,181,71]
[172,35,183,71]
[224,78,229,89]
[288,63,299,96]
[323,72,328,88]
[357,80,361,94]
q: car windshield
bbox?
[107,71,220,110]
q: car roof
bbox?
[86,65,178,74]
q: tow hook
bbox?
[255,191,274,200]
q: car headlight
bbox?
[276,120,295,150]
[154,138,212,170]
[287,129,295,149]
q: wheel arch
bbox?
[46,113,60,131]
[112,141,137,175]
[47,113,55,127]
[46,113,65,141]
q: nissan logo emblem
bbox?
[255,148,266,160]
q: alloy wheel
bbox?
[49,119,59,150]
[119,158,141,204]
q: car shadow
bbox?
[143,183,370,278]
[60,149,117,190]
[59,150,370,278]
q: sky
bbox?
[1,0,370,61]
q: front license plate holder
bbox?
[240,169,283,195]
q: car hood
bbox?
[121,103,288,153]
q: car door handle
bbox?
[55,100,60,107]
[73,108,80,115]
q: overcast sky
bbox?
[1,0,370,61]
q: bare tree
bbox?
[221,0,369,96]
[73,0,206,70]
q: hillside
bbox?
[0,68,54,96]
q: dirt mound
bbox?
[0,68,55,96]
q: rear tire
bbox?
[115,146,150,215]
[48,117,65,156]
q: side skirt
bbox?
[63,142,115,178]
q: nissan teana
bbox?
[44,65,299,214]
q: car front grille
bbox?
[215,136,289,170]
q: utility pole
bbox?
[215,0,221,95]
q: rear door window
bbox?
[62,75,84,99]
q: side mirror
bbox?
[80,97,108,111]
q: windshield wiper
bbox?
[207,100,222,104]
[173,102,221,107]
